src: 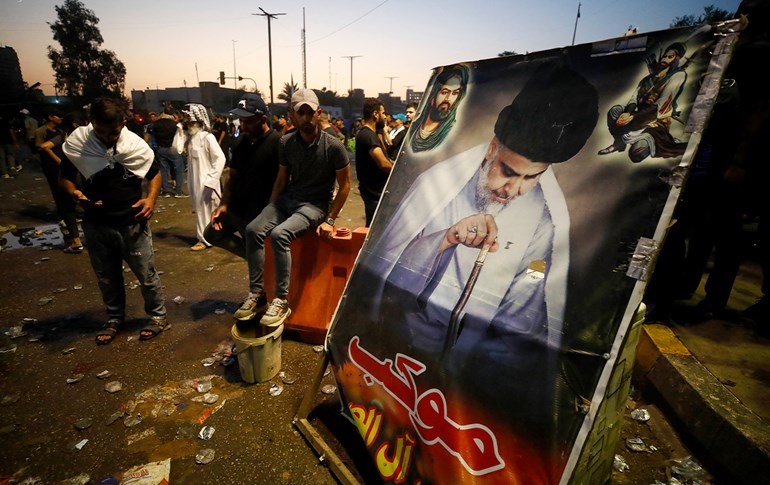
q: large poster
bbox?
[326,24,736,484]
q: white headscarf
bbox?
[182,104,211,131]
[63,124,154,179]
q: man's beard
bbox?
[474,161,508,216]
[188,124,202,136]
[299,122,315,135]
[375,118,385,130]
[429,102,452,122]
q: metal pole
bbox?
[254,8,286,107]
[232,40,237,92]
[342,55,362,95]
[572,3,581,46]
[385,76,398,94]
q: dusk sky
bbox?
[1,0,741,101]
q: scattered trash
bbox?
[195,448,215,465]
[173,295,185,304]
[96,370,112,379]
[59,472,90,485]
[67,374,85,384]
[198,425,215,440]
[104,411,124,426]
[74,418,93,430]
[1,394,20,405]
[312,345,324,353]
[5,325,26,339]
[630,408,650,422]
[221,356,235,366]
[205,265,215,272]
[73,283,83,290]
[22,317,37,323]
[104,381,123,393]
[668,455,711,482]
[27,334,42,342]
[203,393,219,404]
[613,454,629,472]
[268,383,283,396]
[123,413,143,428]
[40,256,51,262]
[127,281,139,290]
[626,437,651,453]
[119,459,170,485]
[38,296,54,306]
[201,357,216,367]
[321,384,337,395]
[196,380,212,393]
[214,308,226,315]
[74,438,88,451]
[279,371,297,385]
[127,428,156,446]
[323,367,331,377]
[53,287,67,293]
[62,347,76,355]
[0,344,17,353]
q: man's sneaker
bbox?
[12,165,22,173]
[160,192,172,198]
[234,293,268,321]
[2,174,11,180]
[260,298,291,327]
[174,192,190,198]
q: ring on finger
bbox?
[469,226,478,234]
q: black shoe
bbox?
[743,297,768,323]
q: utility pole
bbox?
[385,76,398,94]
[232,40,237,93]
[254,7,286,107]
[301,8,307,88]
[341,56,362,95]
[572,3,581,46]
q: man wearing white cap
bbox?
[234,88,351,326]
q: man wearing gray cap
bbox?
[234,88,351,326]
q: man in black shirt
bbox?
[205,94,280,259]
[355,98,393,226]
[60,98,168,345]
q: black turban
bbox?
[494,59,599,164]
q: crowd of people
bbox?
[2,12,766,341]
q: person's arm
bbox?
[133,172,161,221]
[317,165,351,239]
[268,165,289,203]
[369,145,393,173]
[211,165,237,227]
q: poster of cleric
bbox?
[326,24,734,484]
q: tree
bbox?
[277,79,299,103]
[47,0,127,100]
[670,4,734,27]
[497,50,519,57]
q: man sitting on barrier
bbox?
[234,89,351,326]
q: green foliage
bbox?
[47,0,126,100]
[277,81,300,103]
[670,4,734,27]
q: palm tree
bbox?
[278,76,299,103]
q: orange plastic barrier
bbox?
[263,227,367,344]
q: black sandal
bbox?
[139,317,171,341]
[96,319,122,345]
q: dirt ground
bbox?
[0,161,713,484]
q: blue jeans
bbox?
[156,146,185,195]
[244,195,325,297]
[82,221,166,321]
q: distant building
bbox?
[405,88,423,104]
[131,82,250,116]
